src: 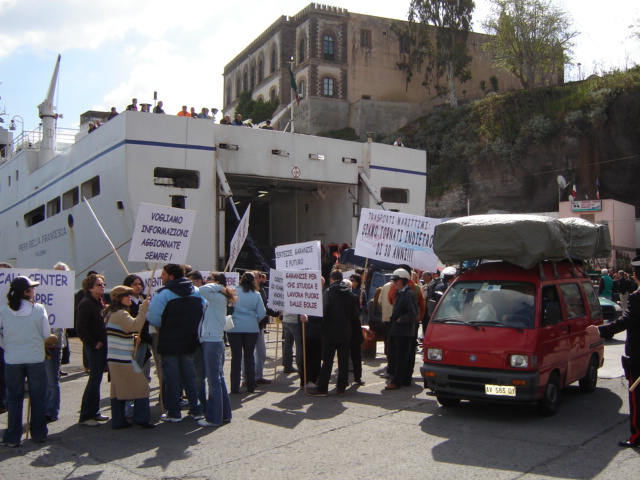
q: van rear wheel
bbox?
[579,355,599,393]
[538,372,561,416]
[436,396,461,407]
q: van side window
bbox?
[581,281,602,319]
[542,286,562,326]
[559,283,586,319]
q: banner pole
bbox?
[84,197,130,276]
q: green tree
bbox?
[479,79,487,93]
[235,91,280,125]
[483,0,577,92]
[394,0,475,108]
[631,17,640,41]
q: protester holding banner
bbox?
[0,276,54,446]
[104,286,154,429]
[76,273,110,427]
[227,272,266,394]
[198,273,235,427]
[307,270,359,396]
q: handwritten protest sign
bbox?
[224,272,239,290]
[267,269,285,310]
[355,208,440,272]
[0,269,74,328]
[227,205,251,271]
[275,240,321,271]
[282,270,323,316]
[132,270,164,298]
[128,203,196,264]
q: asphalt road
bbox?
[0,330,638,480]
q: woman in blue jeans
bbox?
[226,272,266,394]
[198,273,236,426]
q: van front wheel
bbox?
[579,355,599,393]
[538,372,561,416]
[436,396,461,407]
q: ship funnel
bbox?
[37,54,61,165]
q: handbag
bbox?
[224,315,235,331]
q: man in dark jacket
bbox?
[76,273,109,426]
[385,269,419,390]
[148,264,206,422]
[588,256,640,448]
[307,270,359,396]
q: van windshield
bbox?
[432,281,536,330]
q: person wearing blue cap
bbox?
[588,256,640,448]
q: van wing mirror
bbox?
[543,303,562,326]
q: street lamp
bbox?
[9,115,24,140]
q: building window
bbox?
[258,57,264,82]
[63,187,79,211]
[322,77,334,98]
[298,80,306,99]
[361,29,371,48]
[269,87,278,102]
[299,37,306,63]
[250,66,255,89]
[399,35,411,54]
[226,83,232,105]
[380,187,409,203]
[47,197,61,218]
[271,47,277,73]
[153,168,200,189]
[243,71,248,92]
[81,176,100,201]
[236,77,241,99]
[323,34,335,60]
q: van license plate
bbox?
[485,384,516,396]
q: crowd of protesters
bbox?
[0,259,458,446]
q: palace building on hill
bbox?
[222,3,529,138]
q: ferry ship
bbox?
[0,56,427,286]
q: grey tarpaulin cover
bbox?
[558,217,612,259]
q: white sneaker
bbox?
[198,419,222,427]
[160,414,182,423]
[192,414,204,420]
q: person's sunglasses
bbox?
[95,283,106,287]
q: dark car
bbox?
[599,296,623,339]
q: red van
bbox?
[421,260,605,414]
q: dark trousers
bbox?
[79,346,106,422]
[629,368,640,445]
[0,347,5,409]
[349,338,363,382]
[110,397,150,428]
[303,338,322,386]
[405,324,420,385]
[227,332,259,393]
[316,341,350,393]
[388,335,414,387]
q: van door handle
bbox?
[562,325,568,333]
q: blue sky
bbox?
[1,0,638,133]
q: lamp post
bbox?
[9,115,24,141]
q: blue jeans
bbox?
[254,330,267,379]
[193,345,207,408]
[44,348,61,419]
[227,332,259,393]
[79,345,106,422]
[111,397,150,428]
[161,353,202,418]
[202,342,232,424]
[282,322,303,372]
[0,347,6,409]
[3,362,48,444]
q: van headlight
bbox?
[510,354,529,368]
[427,348,442,361]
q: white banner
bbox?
[275,240,321,271]
[228,205,251,271]
[224,272,239,290]
[128,203,197,264]
[132,270,164,298]
[267,269,285,311]
[282,270,323,316]
[0,269,74,328]
[355,208,440,272]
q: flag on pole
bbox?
[289,69,300,105]
[571,183,577,200]
[595,178,600,200]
